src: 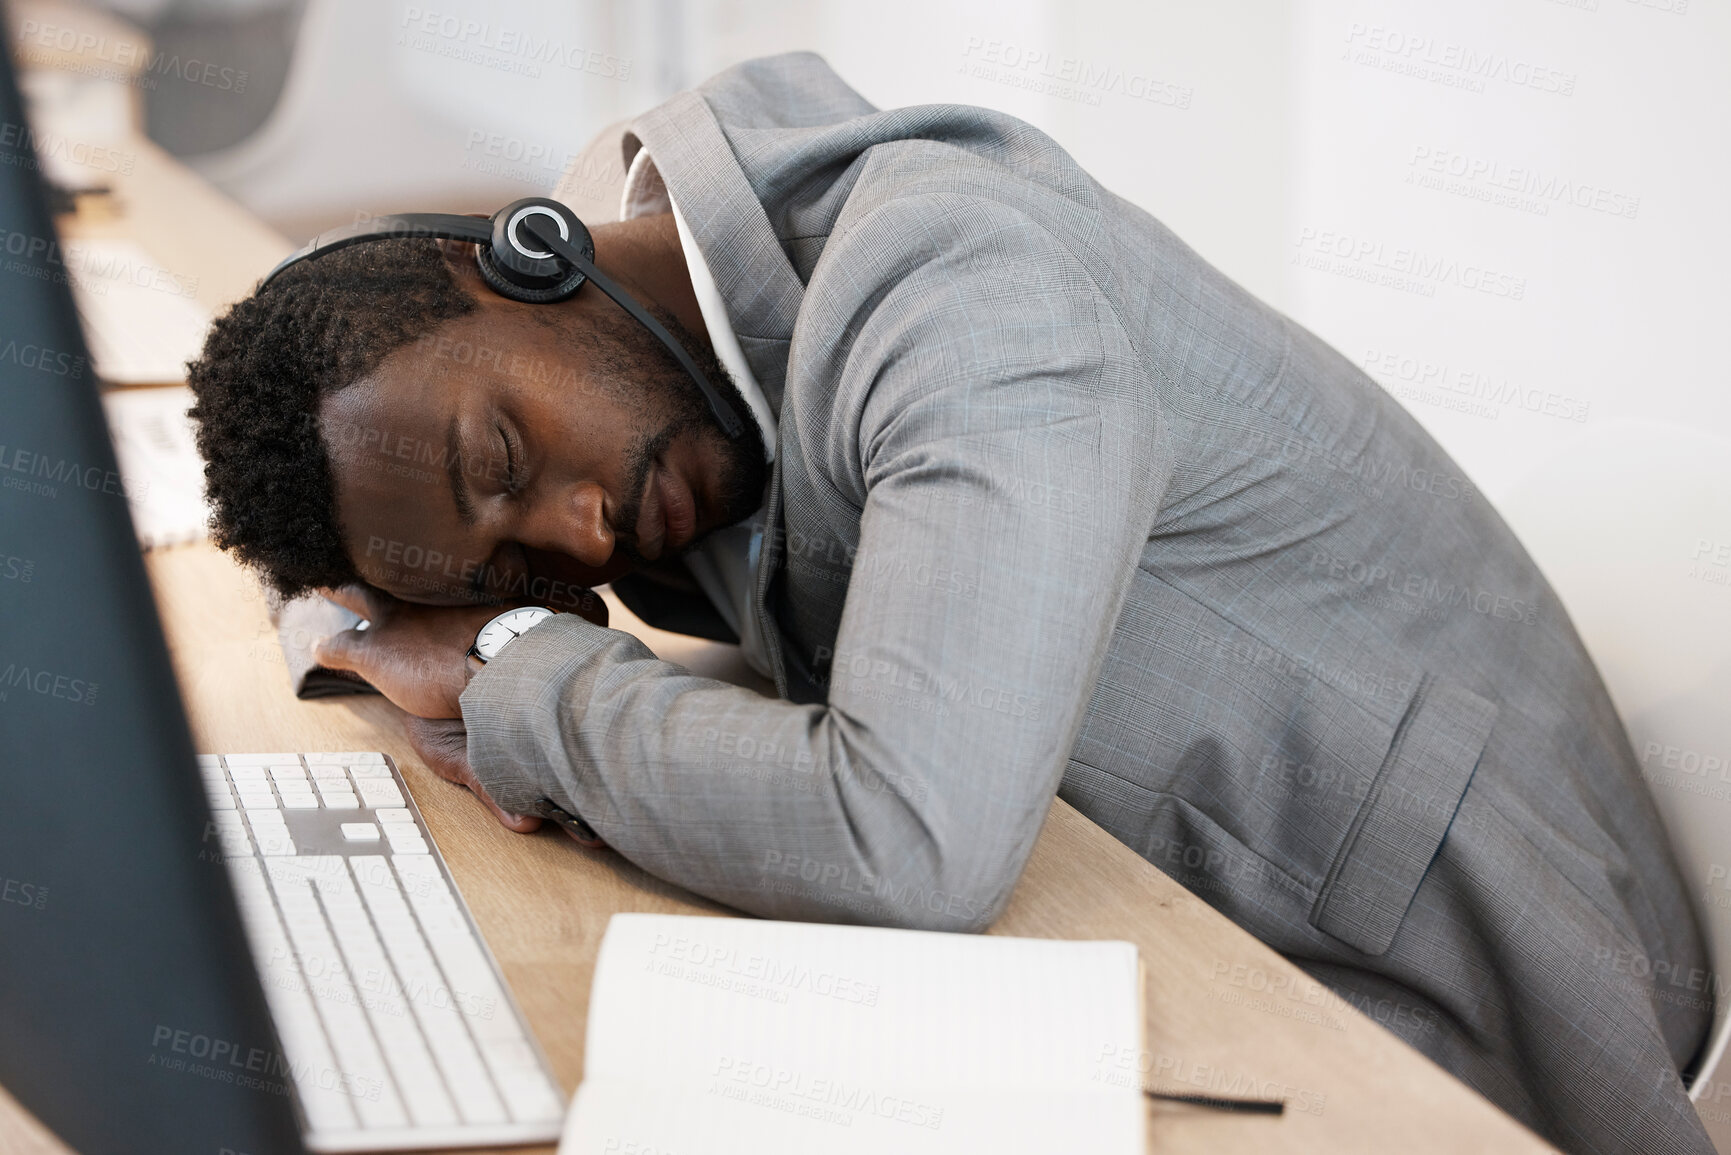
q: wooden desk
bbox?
[0,133,1557,1155]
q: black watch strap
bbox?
[533,797,603,845]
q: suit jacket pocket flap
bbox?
[1309,674,1499,956]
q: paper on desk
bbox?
[560,913,1146,1154]
[65,237,212,385]
[101,385,209,549]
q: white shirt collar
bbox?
[620,147,777,463]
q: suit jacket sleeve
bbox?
[460,194,1170,931]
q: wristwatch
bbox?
[466,606,556,671]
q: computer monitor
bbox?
[0,39,305,1155]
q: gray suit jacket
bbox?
[462,53,1712,1154]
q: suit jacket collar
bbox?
[623,91,804,416]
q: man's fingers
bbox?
[475,790,542,835]
[403,714,467,782]
[402,714,542,834]
[556,822,608,850]
[312,626,363,671]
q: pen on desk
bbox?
[1144,1088,1286,1115]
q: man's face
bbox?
[321,263,768,608]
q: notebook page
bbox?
[560,913,1144,1154]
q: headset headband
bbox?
[260,205,747,441]
[263,214,494,282]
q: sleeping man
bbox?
[185,53,1714,1155]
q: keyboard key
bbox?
[196,754,222,768]
[387,834,429,856]
[228,765,268,782]
[226,753,302,766]
[358,781,405,809]
[205,790,235,810]
[376,808,415,824]
[350,763,391,779]
[322,793,360,810]
[255,830,297,857]
[341,823,381,842]
[241,794,280,810]
[279,792,319,809]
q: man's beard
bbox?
[567,297,770,565]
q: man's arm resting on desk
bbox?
[307,584,613,842]
[460,206,1171,930]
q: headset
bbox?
[260,196,747,440]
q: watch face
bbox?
[474,607,554,660]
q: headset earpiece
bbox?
[474,197,592,303]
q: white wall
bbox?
[668,0,1296,304]
[1286,0,1731,502]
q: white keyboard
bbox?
[200,752,565,1152]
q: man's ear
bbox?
[435,213,494,288]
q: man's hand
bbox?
[404,715,607,848]
[311,583,611,844]
[313,586,496,718]
[311,584,609,717]
[402,715,542,832]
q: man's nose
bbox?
[517,480,615,569]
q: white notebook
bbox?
[559,914,1146,1154]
